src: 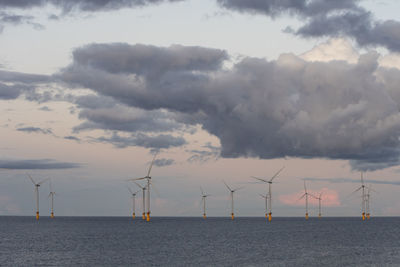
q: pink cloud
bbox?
[279,187,341,207]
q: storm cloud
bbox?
[216,0,400,52]
[0,159,81,169]
[58,42,400,171]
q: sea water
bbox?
[0,216,399,266]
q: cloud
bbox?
[64,135,81,142]
[0,70,52,100]
[279,188,340,207]
[93,132,186,149]
[216,0,400,52]
[57,42,400,170]
[38,106,52,111]
[0,159,81,169]
[153,158,175,167]
[16,126,53,135]
[304,177,400,186]
[187,143,220,163]
[0,0,183,13]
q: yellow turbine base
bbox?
[265,214,268,219]
[51,212,54,219]
[367,213,370,220]
[132,213,135,219]
[231,213,234,220]
[142,213,146,220]
[268,213,272,222]
[146,212,150,222]
[305,213,309,220]
[362,213,365,221]
[318,214,321,219]
[36,212,39,220]
[203,214,206,219]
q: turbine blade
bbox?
[269,166,285,182]
[303,180,307,192]
[128,177,146,181]
[133,181,144,189]
[351,186,363,194]
[147,152,158,177]
[361,172,364,185]
[233,186,245,192]
[223,180,232,191]
[251,176,268,183]
[49,178,53,192]
[298,193,306,201]
[127,186,133,194]
[200,186,204,196]
[27,174,36,185]
[38,178,49,185]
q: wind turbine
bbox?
[129,153,158,222]
[259,193,269,219]
[223,181,243,220]
[200,187,210,219]
[48,179,56,219]
[27,174,49,220]
[251,166,285,221]
[127,186,140,219]
[313,192,323,219]
[299,180,312,220]
[365,185,377,220]
[351,173,366,220]
[133,182,147,220]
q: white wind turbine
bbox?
[298,180,313,220]
[200,187,210,219]
[223,181,244,220]
[351,172,366,220]
[48,179,56,219]
[251,166,285,221]
[127,186,140,219]
[133,182,147,220]
[27,174,49,220]
[259,193,269,219]
[129,153,158,222]
[365,184,377,220]
[313,192,323,218]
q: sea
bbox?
[0,216,399,266]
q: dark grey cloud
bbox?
[0,0,182,32]
[0,0,183,12]
[153,158,175,167]
[187,143,220,163]
[216,0,400,52]
[16,126,53,135]
[93,132,186,149]
[73,105,184,133]
[304,177,400,186]
[64,135,81,141]
[0,158,81,169]
[58,42,400,170]
[38,106,52,111]
[0,70,52,100]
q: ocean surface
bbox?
[0,216,399,266]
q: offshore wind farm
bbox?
[3,0,400,265]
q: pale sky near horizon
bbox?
[1,0,400,217]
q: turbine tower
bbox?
[27,174,48,220]
[129,153,158,222]
[127,186,140,219]
[314,192,323,218]
[223,181,243,220]
[259,193,268,219]
[133,182,147,220]
[365,185,376,220]
[299,180,312,220]
[351,173,366,220]
[200,187,210,219]
[251,166,285,222]
[48,179,56,219]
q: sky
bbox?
[1,0,400,217]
